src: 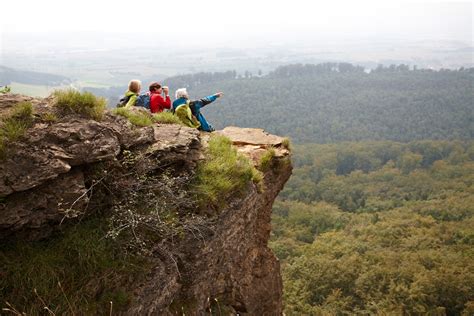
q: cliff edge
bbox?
[0,93,292,315]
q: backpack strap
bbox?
[117,94,132,108]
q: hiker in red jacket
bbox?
[149,82,171,113]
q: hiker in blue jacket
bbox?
[172,88,223,132]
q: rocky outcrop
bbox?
[129,127,291,315]
[0,97,201,239]
[0,94,291,314]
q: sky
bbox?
[1,0,473,46]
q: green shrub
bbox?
[152,111,183,125]
[0,86,11,94]
[0,101,34,158]
[114,108,184,127]
[259,147,276,171]
[194,135,255,210]
[52,89,106,120]
[282,137,291,149]
[0,219,147,314]
[113,107,153,127]
[41,112,58,123]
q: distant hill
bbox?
[0,66,71,86]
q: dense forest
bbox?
[91,63,473,143]
[270,141,474,314]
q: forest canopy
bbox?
[271,141,474,315]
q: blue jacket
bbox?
[172,94,218,132]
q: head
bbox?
[149,82,162,94]
[175,88,189,99]
[128,79,141,94]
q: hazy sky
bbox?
[1,0,473,45]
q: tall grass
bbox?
[113,107,153,127]
[0,219,147,314]
[259,147,276,171]
[152,111,182,125]
[0,101,34,158]
[193,135,259,210]
[282,137,291,149]
[114,107,184,127]
[52,89,106,120]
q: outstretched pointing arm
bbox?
[196,92,224,108]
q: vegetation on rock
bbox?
[52,89,107,120]
[193,135,260,210]
[113,107,183,127]
[152,111,183,125]
[259,147,276,172]
[0,86,11,94]
[0,101,34,158]
[113,107,154,127]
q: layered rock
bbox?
[0,94,291,314]
[129,127,291,315]
[0,99,201,239]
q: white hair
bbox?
[175,88,189,99]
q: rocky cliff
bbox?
[0,94,291,315]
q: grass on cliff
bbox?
[153,111,182,125]
[282,137,291,150]
[114,107,153,126]
[0,219,148,314]
[193,135,261,210]
[0,101,34,158]
[259,147,276,172]
[52,89,107,120]
[114,107,183,127]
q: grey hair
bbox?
[175,88,189,99]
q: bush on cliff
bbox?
[113,107,183,127]
[152,111,182,125]
[113,107,153,126]
[194,135,259,210]
[0,101,34,158]
[52,89,107,120]
[259,147,276,172]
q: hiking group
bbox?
[118,79,223,132]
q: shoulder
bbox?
[173,98,186,106]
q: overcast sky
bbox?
[1,0,472,46]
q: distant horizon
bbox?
[2,1,472,47]
[1,1,472,91]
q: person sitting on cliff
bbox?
[172,88,223,132]
[121,79,141,108]
[148,82,171,113]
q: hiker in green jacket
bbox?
[123,79,141,108]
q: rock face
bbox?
[0,99,201,239]
[0,94,292,314]
[129,128,291,315]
